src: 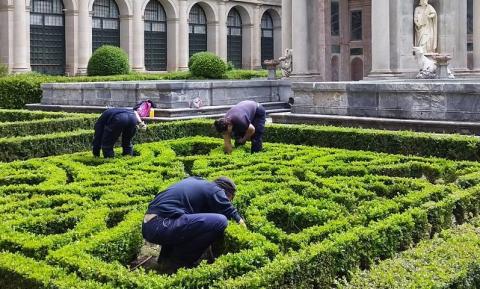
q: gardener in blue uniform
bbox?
[92,100,154,158]
[142,176,246,272]
[214,100,266,154]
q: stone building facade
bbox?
[0,0,282,75]
[283,0,476,81]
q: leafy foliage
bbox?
[87,45,130,76]
[2,136,480,288]
[0,63,8,77]
[189,52,227,79]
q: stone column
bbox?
[249,4,262,69]
[166,17,179,71]
[474,0,480,70]
[291,0,309,75]
[120,14,134,66]
[369,0,392,77]
[132,2,145,72]
[0,2,13,72]
[281,0,292,51]
[178,0,189,70]
[12,0,30,73]
[64,9,78,76]
[217,1,227,60]
[77,1,91,75]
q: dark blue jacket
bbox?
[147,177,242,222]
[92,108,138,157]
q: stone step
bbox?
[270,112,480,135]
[152,102,290,118]
[26,102,291,122]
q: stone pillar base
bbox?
[132,67,146,73]
[12,68,31,74]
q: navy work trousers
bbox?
[92,112,136,158]
[142,213,228,267]
[251,105,266,153]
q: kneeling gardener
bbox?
[142,176,245,273]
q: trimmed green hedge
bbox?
[340,223,480,289]
[0,109,73,122]
[0,120,215,162]
[2,118,480,162]
[4,137,480,288]
[0,114,97,137]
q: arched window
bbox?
[144,0,167,71]
[30,0,65,75]
[261,12,274,67]
[227,8,242,69]
[189,4,207,57]
[92,0,120,52]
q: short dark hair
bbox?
[213,177,236,196]
[214,118,228,133]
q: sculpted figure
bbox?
[278,49,293,78]
[414,0,437,54]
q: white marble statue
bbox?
[413,46,455,79]
[413,46,437,79]
[279,49,293,78]
[414,0,438,54]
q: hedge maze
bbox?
[2,131,480,288]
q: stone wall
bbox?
[292,80,480,121]
[41,80,292,109]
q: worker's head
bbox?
[214,177,236,201]
[134,100,156,117]
[214,118,228,133]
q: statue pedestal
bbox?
[433,54,454,79]
[263,59,280,80]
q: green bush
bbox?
[87,45,130,76]
[0,63,8,77]
[340,223,480,289]
[189,52,227,79]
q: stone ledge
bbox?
[270,112,480,135]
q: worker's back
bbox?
[146,177,239,220]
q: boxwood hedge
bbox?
[2,137,480,288]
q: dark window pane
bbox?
[331,45,340,54]
[144,0,167,71]
[350,48,363,55]
[30,0,65,75]
[351,10,362,41]
[92,0,120,51]
[261,12,273,29]
[331,0,339,36]
[261,12,274,67]
[468,0,473,34]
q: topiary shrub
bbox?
[189,52,227,79]
[87,45,130,76]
